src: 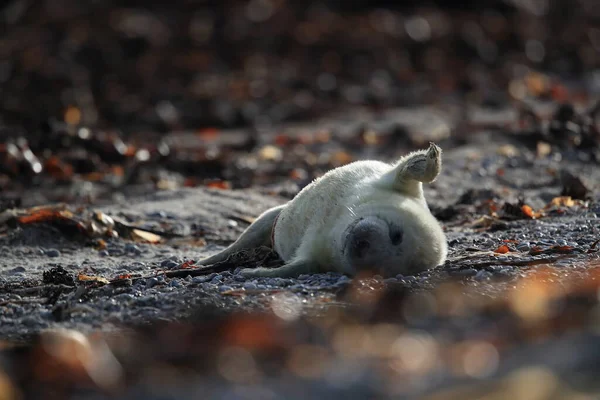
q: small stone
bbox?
[169,279,182,288]
[130,261,146,270]
[192,273,216,284]
[21,316,40,327]
[45,249,61,258]
[266,278,284,286]
[124,243,142,254]
[384,278,398,284]
[146,277,159,288]
[98,250,110,257]
[8,266,26,274]
[554,259,574,267]
[164,260,180,269]
[516,242,530,252]
[474,270,492,281]
[450,268,477,277]
[148,210,168,218]
[219,285,233,292]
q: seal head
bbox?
[340,202,446,277]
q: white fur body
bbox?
[274,160,446,276]
[199,143,447,278]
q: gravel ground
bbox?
[1,136,600,398]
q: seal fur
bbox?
[199,143,447,278]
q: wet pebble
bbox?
[450,268,477,277]
[481,240,495,248]
[243,282,257,290]
[192,273,216,284]
[492,267,514,277]
[147,210,171,219]
[114,293,135,301]
[8,266,26,274]
[219,285,233,292]
[169,279,183,288]
[475,270,492,281]
[21,316,41,327]
[554,259,575,267]
[130,261,146,270]
[125,243,142,255]
[98,250,110,257]
[516,242,530,252]
[161,260,180,269]
[146,277,159,288]
[45,249,61,258]
[266,278,283,286]
[135,296,158,307]
[384,278,398,284]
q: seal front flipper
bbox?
[239,258,319,278]
[380,142,442,198]
[198,204,286,266]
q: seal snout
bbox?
[351,237,371,259]
[345,217,403,266]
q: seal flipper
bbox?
[198,204,286,266]
[239,258,319,278]
[380,142,442,198]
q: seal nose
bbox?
[352,238,371,258]
[348,221,380,259]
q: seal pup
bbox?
[199,142,447,277]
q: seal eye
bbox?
[389,228,403,245]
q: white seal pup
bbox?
[199,143,447,278]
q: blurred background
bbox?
[1,0,599,130]
[1,0,599,205]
